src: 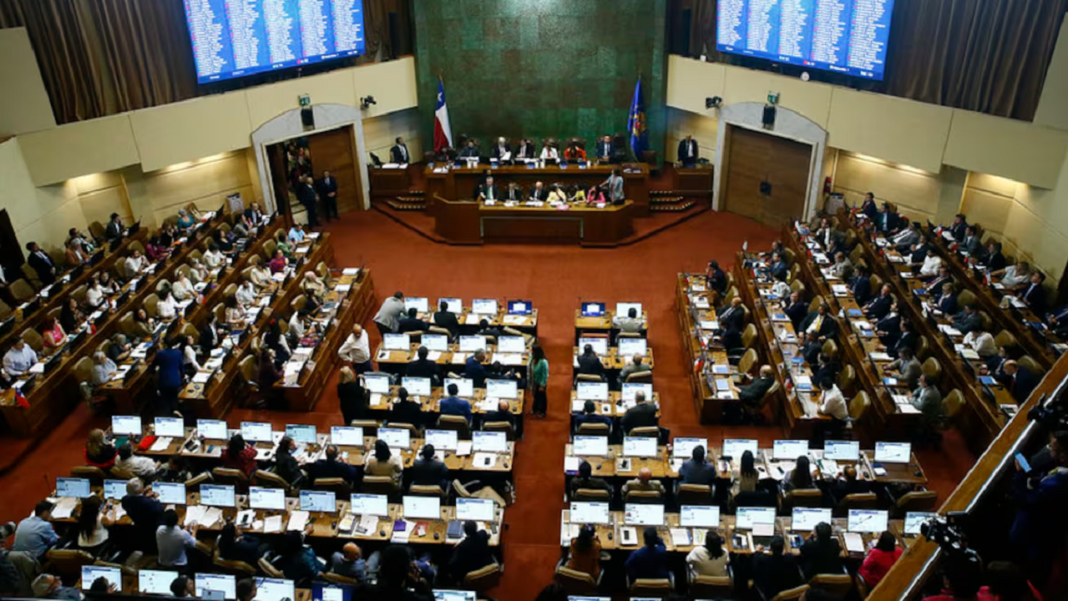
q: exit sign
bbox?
[299,94,311,107]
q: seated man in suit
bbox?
[910,373,944,438]
[1019,272,1048,315]
[952,304,982,335]
[830,252,854,282]
[753,536,803,600]
[406,345,440,385]
[961,225,983,256]
[569,460,612,499]
[476,176,500,202]
[475,319,503,340]
[679,445,717,486]
[439,383,473,424]
[860,192,878,220]
[892,222,921,252]
[433,300,460,339]
[830,465,870,505]
[306,445,358,484]
[623,467,666,498]
[595,135,615,163]
[457,139,480,158]
[503,182,524,202]
[718,297,746,348]
[801,332,823,366]
[576,344,606,380]
[515,138,536,159]
[885,347,922,389]
[850,265,873,305]
[783,291,809,332]
[800,302,838,341]
[397,307,429,334]
[814,218,842,251]
[891,318,917,358]
[813,353,840,387]
[410,444,449,491]
[949,213,968,241]
[490,137,511,160]
[677,135,699,167]
[924,266,953,299]
[25,242,58,286]
[390,137,410,164]
[874,301,902,349]
[574,400,612,431]
[937,282,958,315]
[918,249,944,279]
[907,233,932,266]
[984,241,1007,272]
[529,181,549,202]
[621,391,658,434]
[612,307,643,335]
[482,399,515,430]
[464,349,488,388]
[738,365,775,410]
[875,203,902,235]
[768,252,789,282]
[618,354,651,386]
[864,285,894,320]
[999,360,1040,403]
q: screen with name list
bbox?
[792,508,832,531]
[473,431,507,453]
[577,337,608,356]
[300,490,336,512]
[155,482,187,505]
[112,415,142,436]
[139,570,178,595]
[197,419,229,440]
[624,503,665,526]
[824,440,860,460]
[330,426,363,446]
[569,501,610,524]
[184,0,366,84]
[773,440,810,460]
[456,498,495,521]
[403,495,440,519]
[497,335,525,354]
[81,566,121,591]
[240,421,273,442]
[285,424,317,444]
[722,439,759,459]
[486,379,518,399]
[377,427,410,449]
[874,441,911,463]
[459,336,487,352]
[437,298,462,313]
[472,299,498,314]
[576,381,609,401]
[425,429,458,451]
[254,578,295,601]
[349,493,388,516]
[736,506,777,529]
[104,479,127,500]
[200,484,236,507]
[383,333,409,350]
[195,573,235,600]
[363,374,390,394]
[617,337,648,357]
[673,438,708,459]
[422,334,449,351]
[680,505,720,527]
[622,382,653,402]
[404,297,428,313]
[573,435,609,456]
[717,0,896,80]
[444,377,474,397]
[400,376,431,396]
[848,509,889,533]
[155,417,185,438]
[623,436,658,458]
[249,486,286,510]
[56,478,91,498]
[904,512,937,535]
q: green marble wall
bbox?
[413,0,667,160]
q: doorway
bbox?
[721,125,812,228]
[264,125,362,225]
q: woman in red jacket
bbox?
[221,433,258,477]
[859,531,902,588]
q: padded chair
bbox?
[0,299,12,320]
[575,422,610,437]
[428,325,452,340]
[677,484,714,506]
[108,467,135,480]
[10,279,35,302]
[211,468,250,491]
[184,471,212,492]
[837,365,856,396]
[835,492,878,517]
[385,422,422,439]
[73,357,94,385]
[436,414,472,440]
[728,324,758,362]
[554,562,602,595]
[789,279,805,294]
[237,355,261,408]
[21,329,44,353]
[452,479,508,507]
[808,296,826,314]
[21,263,40,285]
[915,336,930,361]
[848,391,871,423]
[222,284,238,300]
[252,469,295,493]
[890,490,938,518]
[922,357,942,381]
[43,549,95,582]
[624,489,663,504]
[628,426,659,438]
[624,371,653,385]
[1018,355,1043,376]
[321,572,360,585]
[735,348,759,373]
[483,421,515,440]
[263,239,278,258]
[780,489,825,512]
[213,550,257,577]
[142,294,160,318]
[70,466,107,486]
[689,569,733,599]
[575,373,605,383]
[349,419,379,435]
[408,484,446,500]
[822,339,839,359]
[628,575,674,598]
[808,572,853,600]
[312,478,353,495]
[572,488,611,503]
[942,389,965,422]
[766,585,811,601]
[258,557,284,578]
[958,289,977,308]
[362,475,399,496]
[462,562,503,592]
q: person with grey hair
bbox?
[176,208,195,230]
[619,353,651,384]
[106,334,132,363]
[90,351,117,387]
[32,573,80,599]
[121,478,164,552]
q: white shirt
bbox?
[183,345,201,371]
[124,256,144,278]
[686,546,729,577]
[116,454,157,478]
[4,345,38,376]
[1002,266,1029,288]
[203,250,225,269]
[235,284,257,307]
[171,278,193,302]
[919,255,943,277]
[338,330,370,364]
[289,312,306,340]
[540,146,559,160]
[78,513,109,548]
[157,297,177,320]
[85,286,105,308]
[965,331,997,358]
[820,385,848,420]
[771,280,791,298]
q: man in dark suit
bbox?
[783,291,809,332]
[800,303,837,341]
[458,139,479,158]
[908,234,932,265]
[296,175,320,227]
[801,332,823,366]
[1010,430,1068,581]
[1020,272,1047,315]
[406,346,440,384]
[514,138,535,159]
[813,354,839,387]
[677,135,699,167]
[25,242,57,286]
[850,265,873,305]
[953,304,982,335]
[475,319,503,340]
[476,176,500,202]
[306,445,358,483]
[483,399,515,430]
[464,350,488,388]
[105,213,124,245]
[397,308,429,334]
[753,536,803,600]
[1000,360,1041,403]
[864,285,894,320]
[574,400,612,430]
[153,339,185,415]
[570,460,613,498]
[390,136,410,164]
[449,521,495,583]
[577,344,606,380]
[317,170,339,221]
[490,137,511,160]
[925,267,953,299]
[1047,305,1068,338]
[718,297,745,334]
[620,392,658,434]
[985,241,1007,272]
[121,478,164,552]
[961,226,982,256]
[529,182,548,202]
[876,203,901,235]
[433,300,460,339]
[892,320,918,358]
[706,260,727,294]
[410,444,449,490]
[937,283,958,315]
[875,305,902,349]
[829,465,870,504]
[949,213,968,242]
[678,445,717,485]
[859,192,878,220]
[595,135,614,162]
[503,183,524,201]
[738,365,775,407]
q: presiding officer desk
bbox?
[427,163,648,246]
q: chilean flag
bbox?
[433,77,453,152]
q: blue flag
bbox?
[628,77,647,159]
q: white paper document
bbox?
[287,510,310,532]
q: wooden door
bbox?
[722,125,811,228]
[266,143,293,224]
[306,126,361,213]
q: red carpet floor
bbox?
[0,209,976,600]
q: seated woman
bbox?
[547,184,568,204]
[181,335,201,377]
[687,531,729,577]
[217,523,263,566]
[91,351,117,387]
[269,249,288,274]
[41,316,67,350]
[132,308,155,339]
[188,258,210,284]
[145,236,170,261]
[858,532,902,588]
[263,321,291,364]
[221,434,257,477]
[782,455,816,493]
[98,271,119,296]
[158,223,178,248]
[75,495,114,554]
[85,278,107,310]
[224,296,247,328]
[249,262,272,290]
[105,334,132,362]
[301,272,327,303]
[203,244,226,269]
[60,297,85,334]
[84,428,117,467]
[258,347,283,390]
[176,208,196,230]
[65,240,88,266]
[567,525,602,578]
[731,450,760,497]
[156,289,178,321]
[171,272,195,303]
[366,439,403,489]
[586,186,606,204]
[275,530,322,582]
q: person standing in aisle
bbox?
[317,171,339,221]
[530,344,548,418]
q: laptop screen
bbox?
[569,501,610,524]
[679,505,720,527]
[737,507,777,529]
[56,477,92,498]
[377,427,411,449]
[330,426,363,446]
[473,431,507,453]
[248,487,286,511]
[624,503,665,526]
[472,299,498,314]
[363,374,391,394]
[621,382,653,402]
[254,578,295,601]
[112,415,142,436]
[486,379,518,399]
[573,436,609,456]
[577,337,608,356]
[459,336,487,352]
[425,429,459,451]
[400,377,432,396]
[285,424,317,445]
[422,334,449,351]
[497,335,525,353]
[576,381,609,401]
[773,440,810,460]
[456,498,496,521]
[673,438,707,459]
[403,495,441,519]
[874,442,911,464]
[792,508,832,531]
[507,300,532,315]
[240,421,273,442]
[581,302,605,317]
[404,297,429,313]
[155,482,187,505]
[103,479,127,500]
[197,419,228,440]
[200,484,236,508]
[349,494,389,517]
[437,298,462,313]
[623,436,658,458]
[904,512,937,535]
[139,569,178,595]
[300,490,336,513]
[195,574,236,600]
[154,417,185,438]
[433,591,477,601]
[444,377,474,398]
[849,509,889,533]
[81,566,121,591]
[383,333,410,350]
[615,302,643,318]
[617,337,648,357]
[823,440,860,461]
[722,439,759,460]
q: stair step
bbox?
[650,200,696,212]
[386,199,426,211]
[650,196,685,204]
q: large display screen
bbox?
[717,0,895,80]
[183,0,366,84]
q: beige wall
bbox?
[362,109,422,162]
[0,28,56,137]
[832,152,967,225]
[125,150,256,229]
[665,107,719,164]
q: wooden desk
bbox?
[674,274,736,423]
[432,196,636,247]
